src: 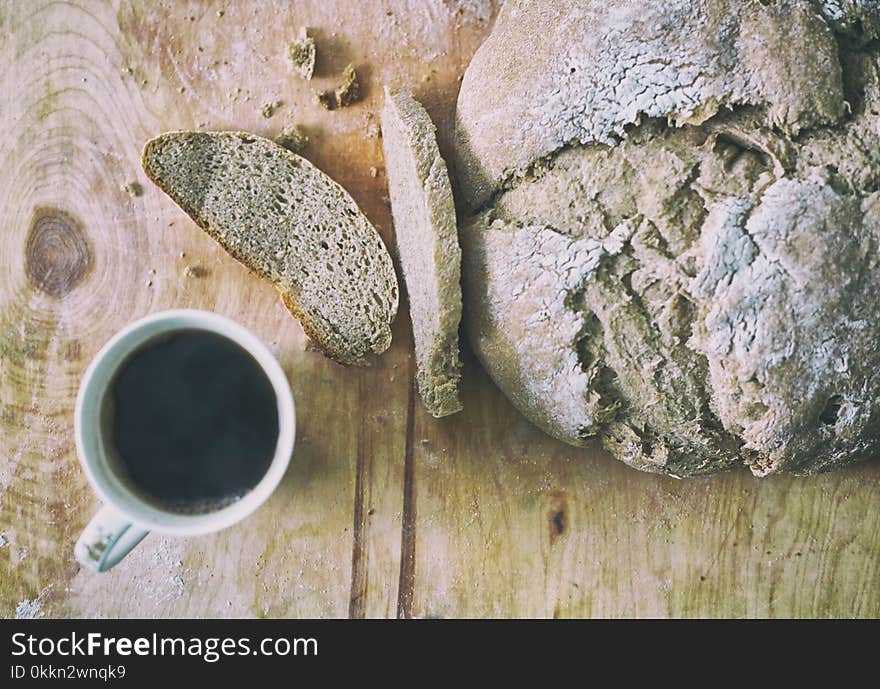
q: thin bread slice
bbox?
[381,88,463,417]
[143,131,398,365]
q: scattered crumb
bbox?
[276,124,309,153]
[148,268,156,276]
[336,64,360,107]
[369,166,378,178]
[261,100,284,118]
[316,63,361,111]
[178,86,186,93]
[179,251,186,258]
[184,265,209,279]
[217,9,225,18]
[122,181,143,196]
[288,27,316,80]
[145,280,153,287]
[315,89,336,110]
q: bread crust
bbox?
[455,0,880,476]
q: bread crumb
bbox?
[288,27,316,80]
[315,90,335,110]
[369,166,378,178]
[276,124,309,153]
[315,63,361,110]
[184,265,209,279]
[122,181,143,196]
[261,100,283,118]
[336,64,360,107]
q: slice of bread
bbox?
[143,131,399,365]
[381,88,463,417]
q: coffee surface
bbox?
[106,329,279,512]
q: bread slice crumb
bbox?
[142,130,399,365]
[381,87,463,417]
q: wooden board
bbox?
[1,0,879,619]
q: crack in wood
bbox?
[396,376,417,619]
[348,374,368,619]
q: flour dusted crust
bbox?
[456,0,880,475]
[454,0,850,210]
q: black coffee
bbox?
[104,329,279,513]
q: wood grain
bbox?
[1,0,879,619]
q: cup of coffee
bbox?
[74,310,295,572]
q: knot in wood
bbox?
[25,207,91,297]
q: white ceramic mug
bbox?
[74,309,295,572]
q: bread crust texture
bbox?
[455,0,880,476]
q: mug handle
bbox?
[74,505,149,572]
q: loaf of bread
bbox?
[143,131,399,365]
[382,87,463,417]
[455,0,880,476]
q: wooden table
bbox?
[2,0,879,619]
